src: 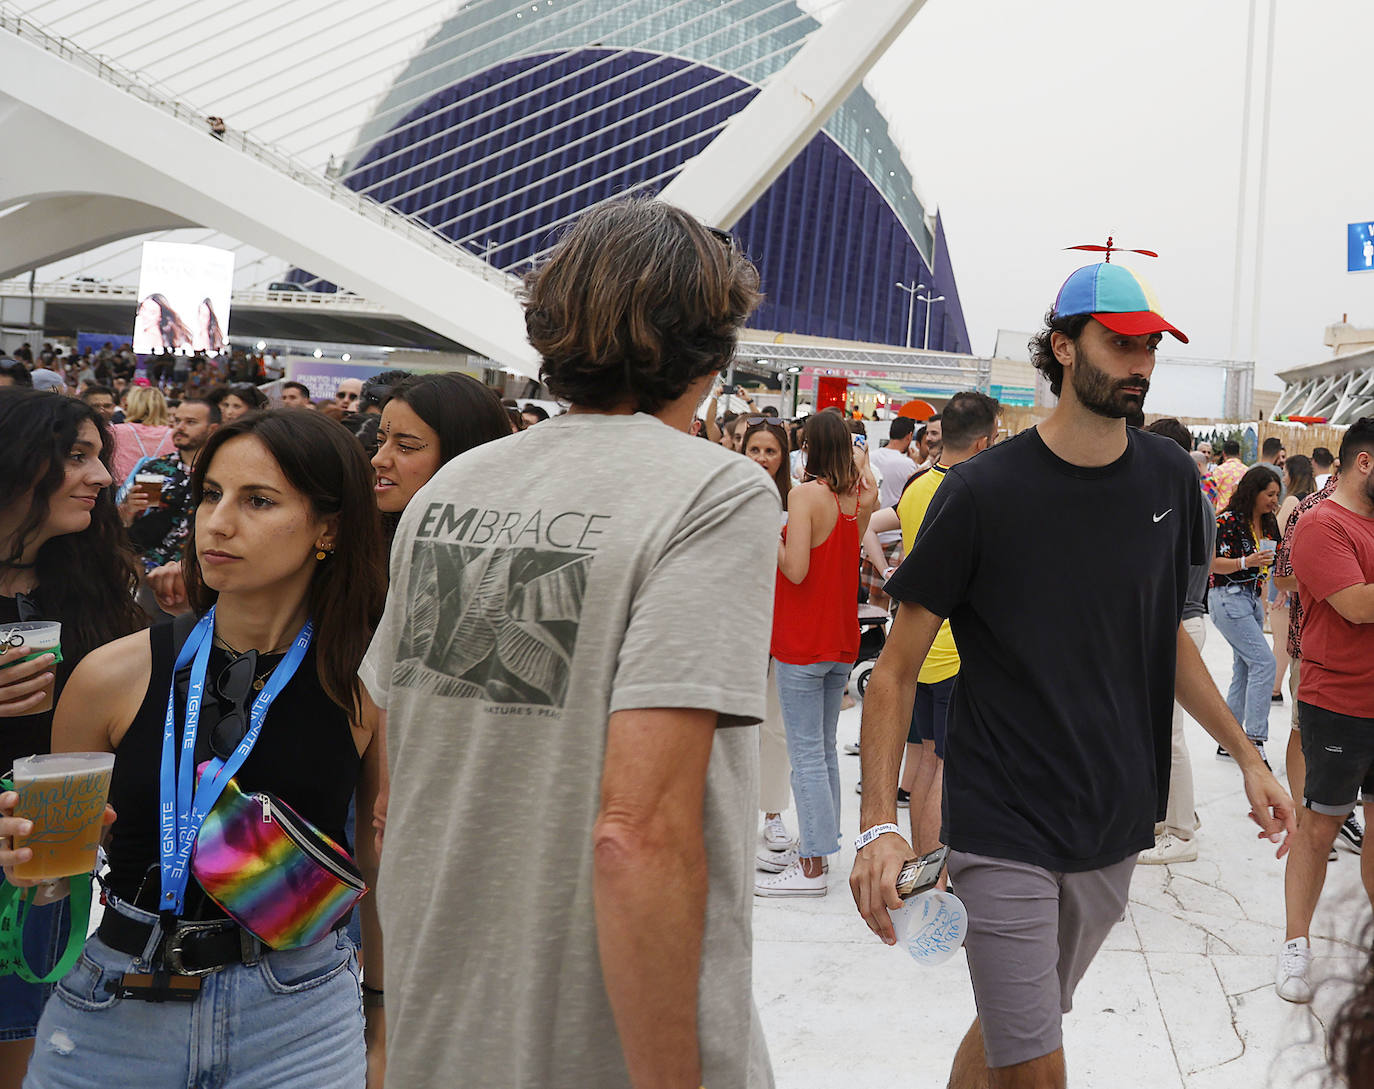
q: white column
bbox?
[660,0,927,229]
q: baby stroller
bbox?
[850,603,891,701]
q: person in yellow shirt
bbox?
[866,391,1000,857]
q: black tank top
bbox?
[106,621,360,917]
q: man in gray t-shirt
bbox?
[1139,419,1217,864]
[361,200,777,1089]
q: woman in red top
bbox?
[757,411,876,897]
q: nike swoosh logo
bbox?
[1153,509,1172,522]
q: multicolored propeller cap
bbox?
[1055,241,1188,343]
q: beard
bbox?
[1070,344,1150,420]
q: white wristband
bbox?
[854,823,902,851]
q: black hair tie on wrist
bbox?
[361,982,384,996]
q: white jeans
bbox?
[1163,617,1206,840]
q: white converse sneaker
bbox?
[761,815,795,852]
[756,846,797,873]
[1275,937,1313,1003]
[1137,833,1199,865]
[754,858,827,897]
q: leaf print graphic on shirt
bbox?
[395,541,591,707]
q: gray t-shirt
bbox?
[361,413,778,1089]
[1183,489,1217,621]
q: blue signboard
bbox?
[1349,222,1374,272]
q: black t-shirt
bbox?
[885,427,1205,871]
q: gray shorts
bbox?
[947,850,1136,1069]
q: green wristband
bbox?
[1,647,63,668]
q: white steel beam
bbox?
[0,194,194,280]
[0,19,542,377]
[660,0,927,229]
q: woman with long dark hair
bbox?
[217,382,270,423]
[758,410,877,896]
[134,294,192,354]
[195,298,225,355]
[740,418,797,860]
[0,389,144,1087]
[371,372,513,533]
[1209,464,1282,760]
[1270,455,1318,704]
[1,410,387,1088]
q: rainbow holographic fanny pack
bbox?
[190,765,366,950]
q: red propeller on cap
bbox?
[1064,236,1159,263]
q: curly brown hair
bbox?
[523,198,762,413]
[1027,309,1092,398]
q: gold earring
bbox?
[316,546,332,561]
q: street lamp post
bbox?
[894,281,924,348]
[917,291,946,351]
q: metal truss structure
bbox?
[1273,351,1374,424]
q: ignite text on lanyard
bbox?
[158,605,314,914]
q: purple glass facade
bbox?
[294,49,970,352]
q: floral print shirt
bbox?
[129,454,193,571]
[1273,477,1339,659]
[1212,509,1267,596]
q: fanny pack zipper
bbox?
[255,792,366,890]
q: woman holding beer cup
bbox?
[2,409,388,1088]
[0,388,144,1088]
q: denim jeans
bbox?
[25,899,365,1089]
[773,659,850,857]
[0,886,69,1041]
[1208,586,1276,743]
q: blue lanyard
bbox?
[158,606,314,915]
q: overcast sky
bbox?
[861,0,1374,395]
[23,0,1372,409]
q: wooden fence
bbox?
[995,407,1347,461]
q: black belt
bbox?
[98,910,257,976]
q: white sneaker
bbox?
[761,815,795,852]
[756,847,797,874]
[1137,833,1199,865]
[754,858,827,897]
[1275,937,1313,1003]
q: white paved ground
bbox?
[753,618,1368,1088]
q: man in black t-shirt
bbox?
[850,261,1296,1089]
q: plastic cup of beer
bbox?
[0,620,61,713]
[134,472,167,506]
[10,752,115,880]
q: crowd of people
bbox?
[0,197,1370,1089]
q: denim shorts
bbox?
[0,888,70,1041]
[25,906,365,1088]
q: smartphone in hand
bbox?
[896,844,950,900]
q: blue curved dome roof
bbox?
[298,2,971,351]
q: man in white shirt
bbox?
[1312,446,1334,489]
[865,417,919,608]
